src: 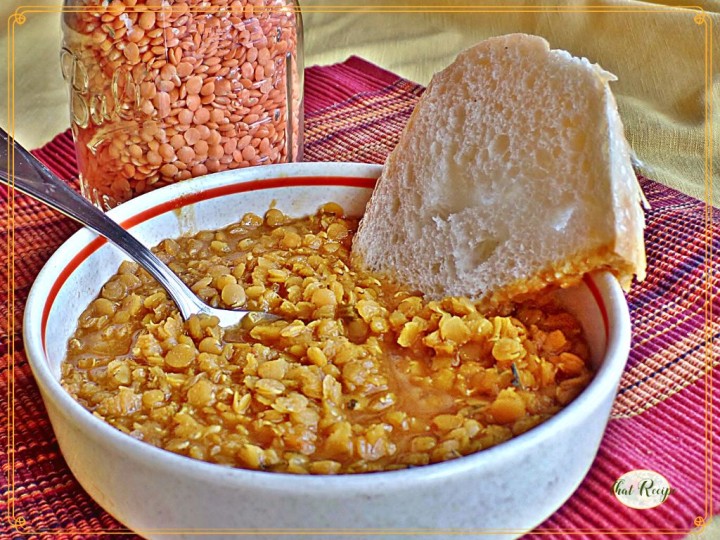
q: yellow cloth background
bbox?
[0,0,717,537]
[1,0,718,206]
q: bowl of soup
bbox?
[23,162,630,538]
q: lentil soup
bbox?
[61,204,593,474]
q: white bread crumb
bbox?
[352,33,646,304]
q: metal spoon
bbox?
[0,128,278,328]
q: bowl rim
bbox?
[23,161,631,491]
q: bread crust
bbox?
[352,33,646,303]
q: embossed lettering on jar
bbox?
[61,0,304,209]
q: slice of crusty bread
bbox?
[352,33,646,304]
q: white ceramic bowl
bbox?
[23,162,631,539]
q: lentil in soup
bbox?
[61,204,593,474]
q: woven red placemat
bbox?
[1,56,717,538]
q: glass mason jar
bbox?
[61,0,303,209]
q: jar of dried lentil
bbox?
[61,0,303,209]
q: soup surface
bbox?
[61,204,593,474]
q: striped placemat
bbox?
[1,55,717,538]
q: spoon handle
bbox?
[0,128,205,320]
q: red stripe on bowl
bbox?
[41,177,611,356]
[583,274,610,342]
[41,176,376,352]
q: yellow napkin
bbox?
[302,0,720,206]
[1,0,718,205]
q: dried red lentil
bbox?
[61,0,302,208]
[61,204,593,474]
